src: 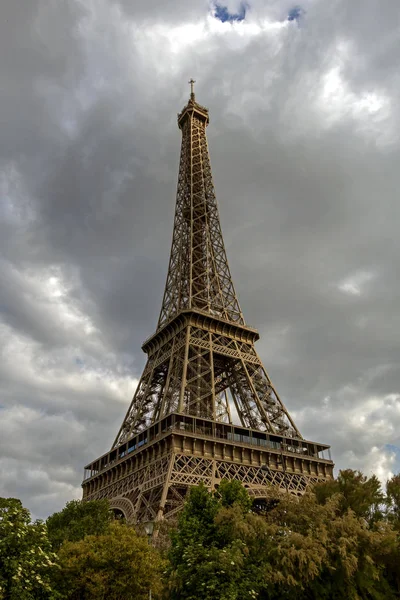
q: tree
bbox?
[256,476,399,600]
[265,493,397,600]
[386,474,400,529]
[166,482,264,600]
[0,497,58,600]
[314,469,385,523]
[46,499,112,550]
[217,479,252,512]
[166,477,400,600]
[55,521,165,600]
[383,474,400,594]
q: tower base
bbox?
[82,413,333,523]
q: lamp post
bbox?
[143,520,154,540]
[143,521,154,600]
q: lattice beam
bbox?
[84,448,328,524]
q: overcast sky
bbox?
[1,0,400,520]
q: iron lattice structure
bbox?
[82,87,334,523]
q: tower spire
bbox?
[157,88,244,330]
[188,78,196,100]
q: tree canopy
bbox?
[2,469,400,599]
[54,521,165,600]
[167,473,400,600]
[46,498,112,550]
[0,498,57,600]
[314,468,385,523]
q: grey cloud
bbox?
[1,0,400,517]
[111,0,210,23]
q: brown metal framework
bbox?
[82,86,334,522]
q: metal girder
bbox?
[85,449,326,524]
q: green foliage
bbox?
[166,482,260,600]
[314,469,385,523]
[383,474,400,593]
[217,479,252,512]
[169,483,219,550]
[166,475,400,600]
[0,497,58,600]
[262,492,398,600]
[4,470,400,600]
[386,473,400,529]
[55,521,165,600]
[46,499,112,550]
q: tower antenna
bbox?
[188,78,196,100]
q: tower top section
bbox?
[178,82,210,129]
[159,85,245,330]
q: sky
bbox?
[1,0,400,520]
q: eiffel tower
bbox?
[82,82,334,523]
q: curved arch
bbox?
[109,497,135,524]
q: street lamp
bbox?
[143,521,154,600]
[143,520,155,540]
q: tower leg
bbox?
[156,453,176,522]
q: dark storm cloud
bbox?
[1,0,399,517]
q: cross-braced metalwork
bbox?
[82,85,334,523]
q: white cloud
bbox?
[338,270,375,296]
[342,446,396,485]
